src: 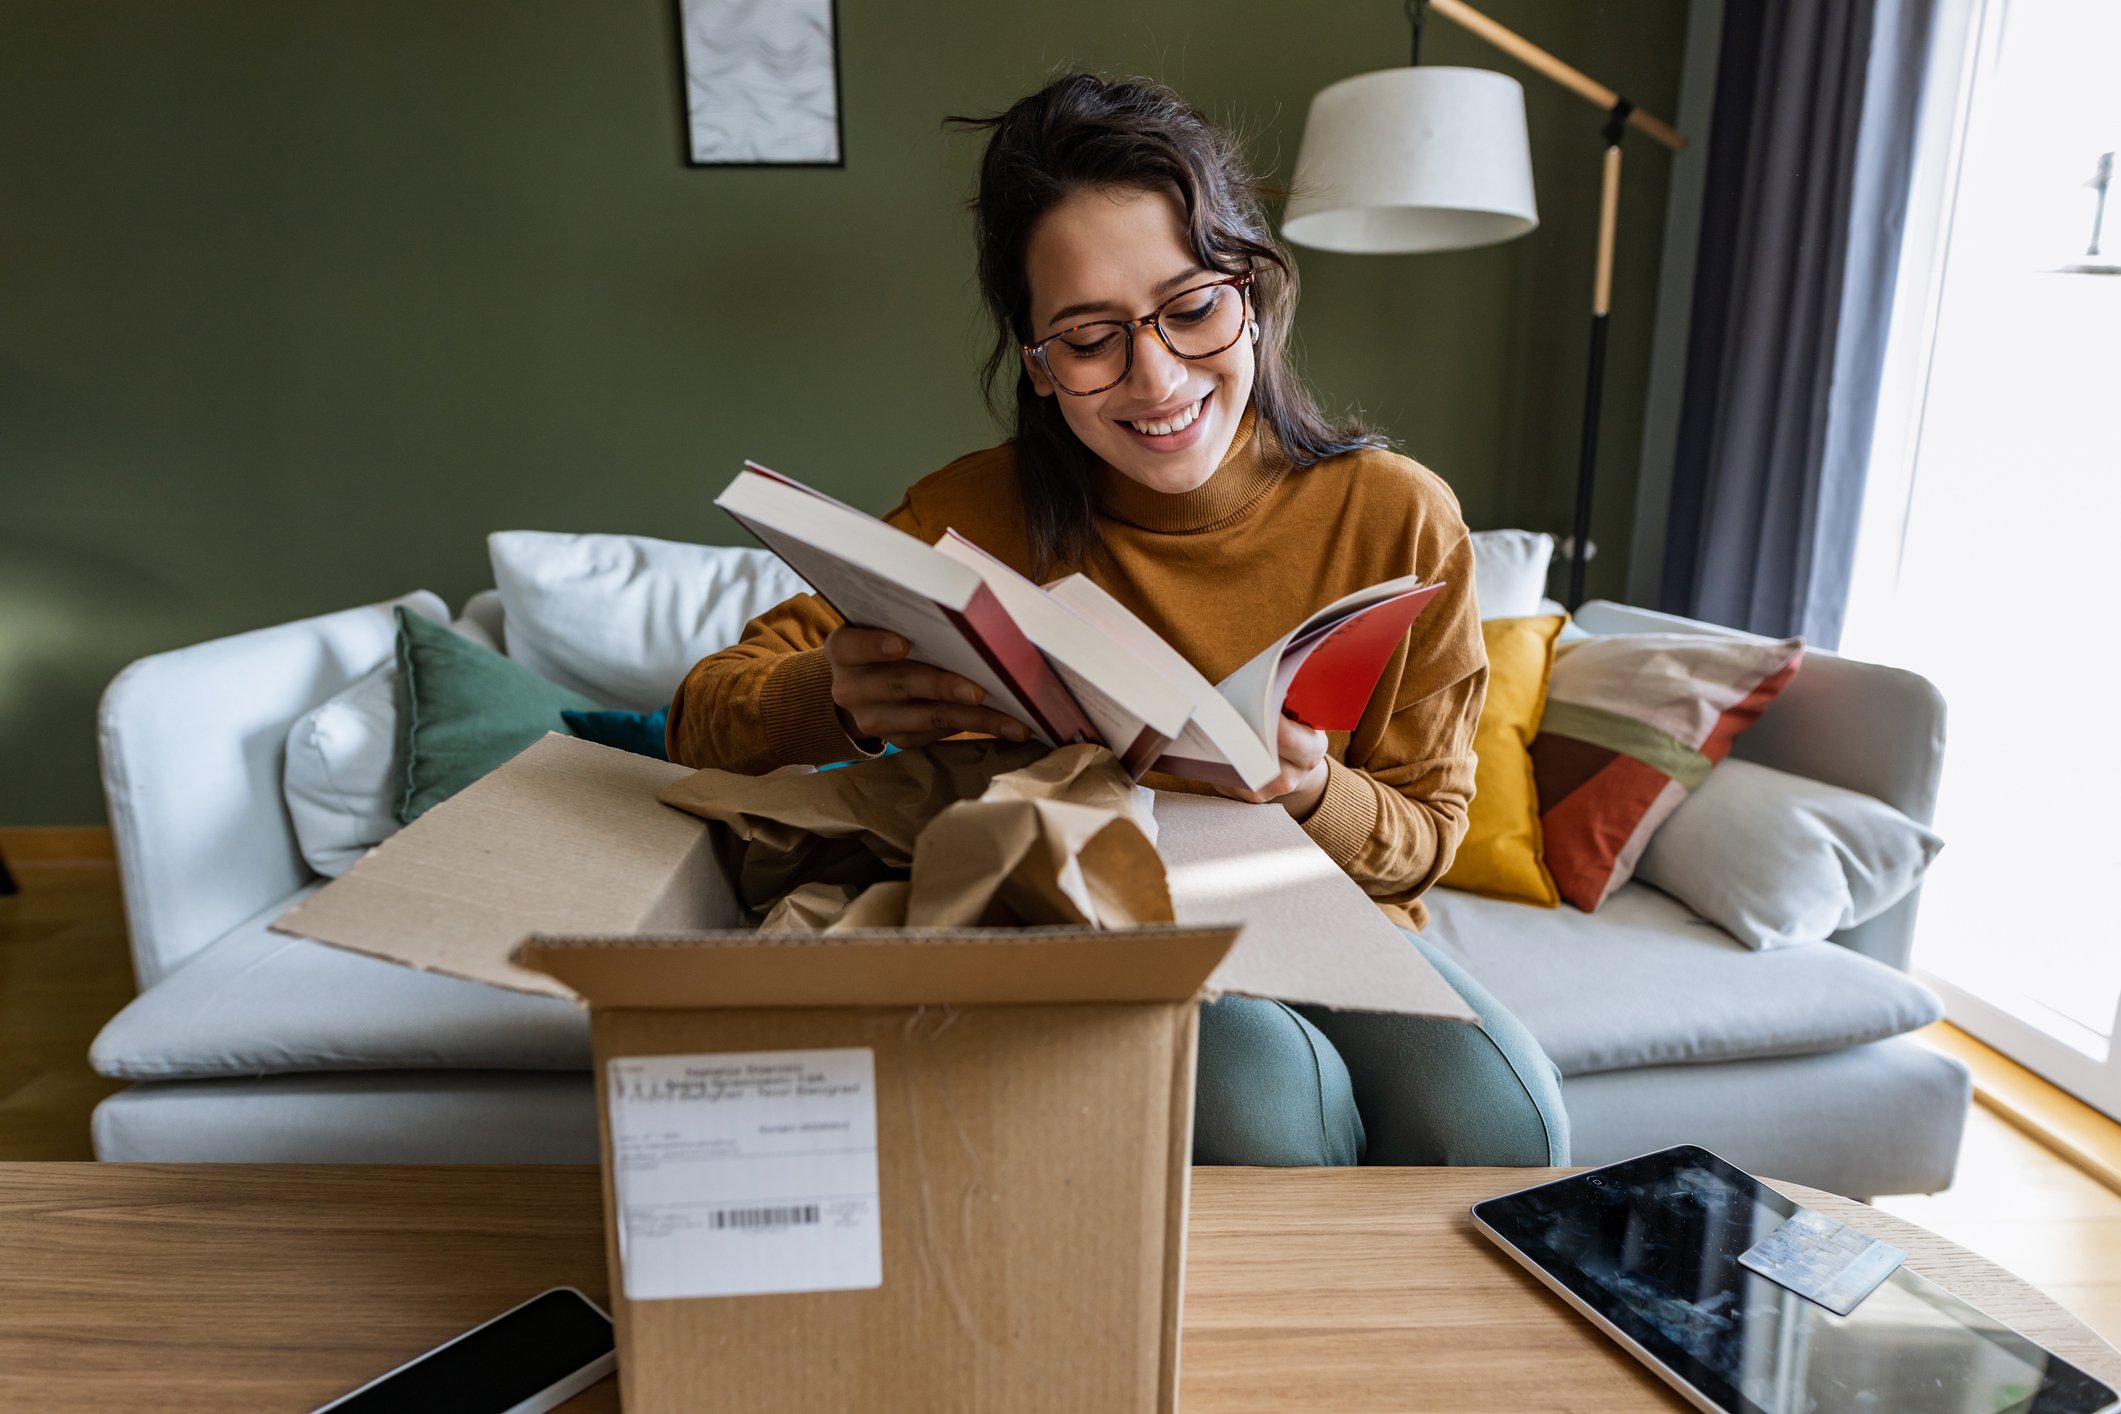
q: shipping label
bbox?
[608,1047,882,1300]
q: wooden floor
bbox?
[0,840,132,1162]
[1879,1104,2121,1343]
[5,831,2120,1347]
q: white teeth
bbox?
[1128,396,1203,437]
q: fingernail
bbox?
[954,682,982,704]
[1008,723,1028,741]
[881,636,905,656]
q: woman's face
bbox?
[1020,185,1256,495]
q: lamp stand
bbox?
[1568,100,1633,611]
[1419,0,1686,609]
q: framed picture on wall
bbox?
[674,0,844,167]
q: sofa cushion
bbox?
[1561,1038,1970,1198]
[563,705,670,760]
[1534,632,1804,911]
[1634,758,1944,950]
[1470,530,1554,619]
[89,886,589,1082]
[1419,882,1942,1077]
[283,662,400,878]
[489,530,812,710]
[1439,615,1563,906]
[393,606,598,822]
[92,1072,598,1163]
[283,610,535,877]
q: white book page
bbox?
[717,475,1050,744]
[1045,574,1279,791]
[1213,638,1287,746]
[1281,575,1431,642]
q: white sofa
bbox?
[88,550,1970,1197]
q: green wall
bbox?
[1,0,1687,824]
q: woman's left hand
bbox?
[1212,712,1330,821]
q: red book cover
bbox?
[946,586,1099,749]
[1278,585,1446,732]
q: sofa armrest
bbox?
[1571,600,1947,972]
[98,591,448,989]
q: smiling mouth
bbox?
[1122,392,1206,437]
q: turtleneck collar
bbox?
[1092,401,1291,534]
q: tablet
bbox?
[1473,1145,2118,1414]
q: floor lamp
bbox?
[1283,0,1687,610]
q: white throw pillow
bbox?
[282,611,498,877]
[1470,530,1555,619]
[283,662,400,878]
[1633,758,1945,949]
[488,531,812,710]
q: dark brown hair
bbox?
[948,73,1384,576]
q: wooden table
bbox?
[2,1163,2115,1411]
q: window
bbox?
[1841,0,2121,1115]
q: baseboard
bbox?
[0,827,115,862]
[1917,1022,2121,1197]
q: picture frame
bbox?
[673,0,845,168]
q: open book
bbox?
[717,462,1446,792]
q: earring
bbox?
[1248,320,1260,345]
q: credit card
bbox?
[1738,1208,1906,1317]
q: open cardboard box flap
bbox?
[273,734,1473,1023]
[516,926,1241,1009]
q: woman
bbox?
[666,73,1566,1168]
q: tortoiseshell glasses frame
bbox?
[1020,273,1256,396]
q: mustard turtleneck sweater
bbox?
[666,405,1488,929]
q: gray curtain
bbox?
[1659,0,1939,647]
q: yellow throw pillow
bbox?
[1440,615,1565,907]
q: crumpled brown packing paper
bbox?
[657,740,1173,931]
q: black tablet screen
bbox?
[1474,1146,2116,1414]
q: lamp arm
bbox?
[1427,0,1686,152]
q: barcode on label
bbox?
[711,1204,821,1231]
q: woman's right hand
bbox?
[824,625,1032,750]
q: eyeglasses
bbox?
[1022,273,1255,396]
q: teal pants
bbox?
[1193,928,1568,1166]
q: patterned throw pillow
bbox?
[1532,632,1804,911]
[1440,616,1566,906]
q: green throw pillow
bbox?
[392,606,599,823]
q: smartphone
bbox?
[308,1286,617,1414]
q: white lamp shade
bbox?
[1283,66,1538,254]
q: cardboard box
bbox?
[276,734,1470,1413]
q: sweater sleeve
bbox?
[665,497,927,772]
[1297,529,1487,926]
